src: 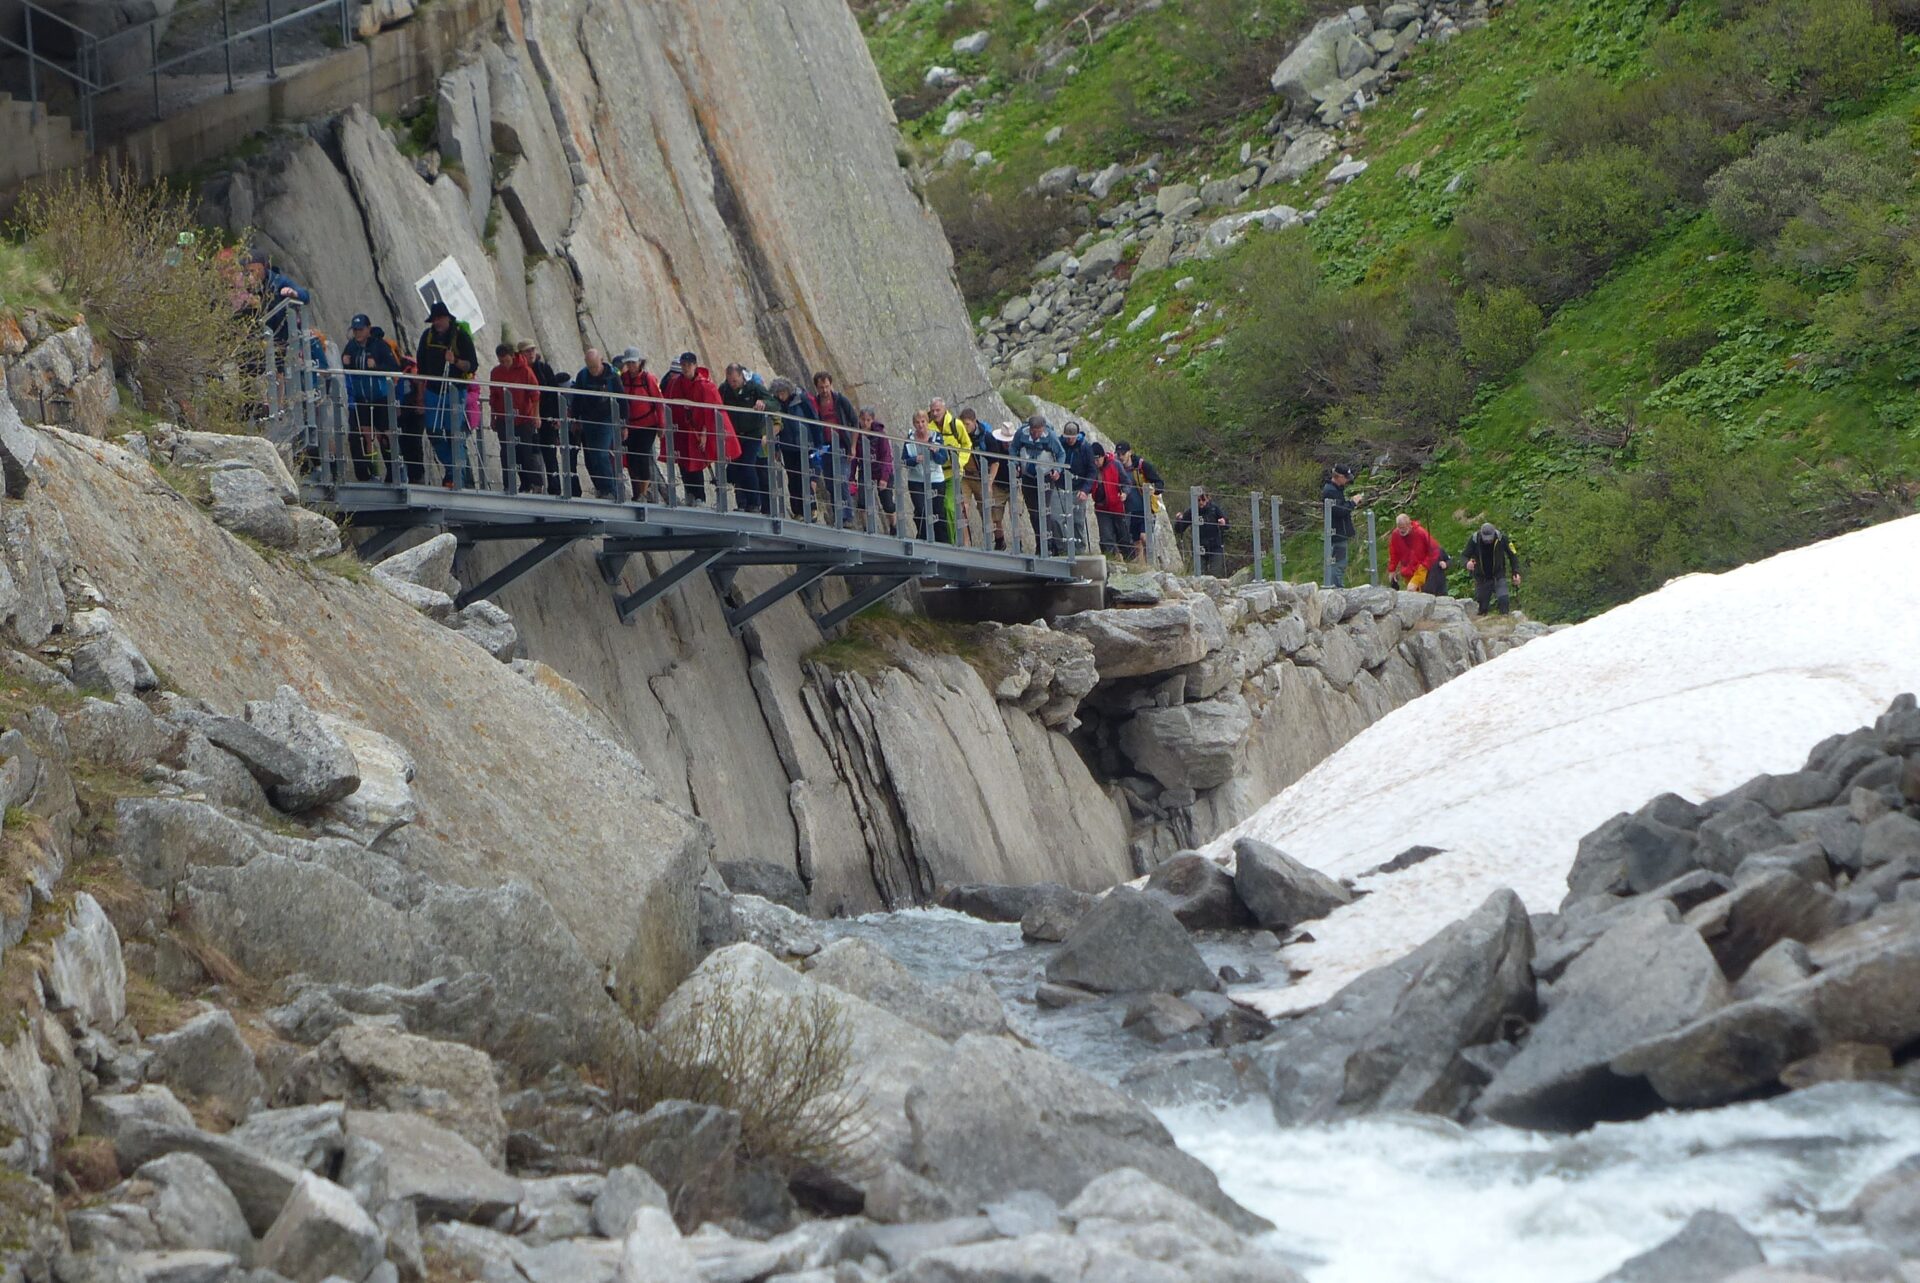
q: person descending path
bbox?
[900,411,950,544]
[1388,513,1441,593]
[571,347,625,500]
[719,363,773,514]
[340,312,400,482]
[488,342,540,493]
[620,348,663,501]
[1322,463,1357,587]
[666,356,741,504]
[810,373,861,525]
[1174,488,1229,577]
[770,378,820,519]
[1088,442,1134,557]
[1464,522,1522,616]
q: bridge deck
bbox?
[311,480,1087,632]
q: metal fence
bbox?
[260,302,1396,587]
[2,0,352,150]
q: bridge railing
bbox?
[266,309,1089,563]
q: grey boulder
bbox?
[239,685,362,813]
[1255,889,1534,1124]
[208,465,296,549]
[1044,888,1218,994]
[1232,838,1352,931]
[144,1009,265,1119]
[257,1171,385,1283]
[1594,1209,1764,1283]
[1119,699,1254,790]
[1143,853,1252,930]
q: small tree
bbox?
[14,167,260,432]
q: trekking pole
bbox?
[1368,509,1379,587]
[1251,491,1264,582]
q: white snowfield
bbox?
[1206,513,1920,1019]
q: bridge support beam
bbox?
[454,536,577,610]
[814,575,913,633]
[723,564,835,634]
[353,525,415,563]
[612,545,736,624]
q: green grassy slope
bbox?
[862,0,1920,618]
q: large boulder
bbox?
[1682,870,1839,981]
[279,1023,506,1164]
[110,1120,308,1234]
[237,685,363,813]
[207,465,296,548]
[44,891,126,1032]
[256,1170,386,1283]
[1850,1155,1920,1257]
[903,1034,1268,1235]
[1143,854,1252,930]
[1595,1210,1764,1283]
[1271,13,1371,110]
[342,1109,523,1222]
[1255,890,1535,1124]
[1233,838,1352,931]
[1044,889,1219,994]
[801,938,1006,1040]
[1053,597,1227,679]
[1119,699,1255,790]
[1608,995,1818,1109]
[1477,906,1731,1129]
[143,1009,265,1121]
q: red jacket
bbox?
[1091,457,1128,514]
[664,366,740,471]
[487,359,538,430]
[1388,520,1440,579]
[622,365,663,430]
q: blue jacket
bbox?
[1060,435,1098,493]
[774,394,829,451]
[340,334,400,405]
[1323,481,1356,538]
[1011,428,1066,479]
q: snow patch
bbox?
[1206,514,1920,1018]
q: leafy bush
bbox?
[1706,129,1902,247]
[1223,231,1395,422]
[1325,343,1473,463]
[1460,146,1675,306]
[1456,287,1544,382]
[924,169,1071,309]
[618,985,866,1177]
[1522,417,1806,620]
[14,168,259,432]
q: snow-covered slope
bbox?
[1206,514,1920,1018]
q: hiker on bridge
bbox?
[488,342,541,494]
[928,398,972,547]
[1322,464,1357,587]
[1174,489,1229,577]
[663,355,741,505]
[619,349,663,502]
[520,342,571,497]
[415,301,478,490]
[1388,513,1441,593]
[984,423,1017,551]
[341,312,401,483]
[1059,421,1098,554]
[770,378,819,519]
[1012,414,1067,553]
[810,373,860,526]
[852,408,897,533]
[1464,522,1522,616]
[571,348,625,500]
[1088,442,1135,558]
[720,364,773,515]
[900,411,951,544]
[245,253,310,347]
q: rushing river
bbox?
[820,908,1920,1283]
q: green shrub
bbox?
[1222,231,1394,423]
[924,169,1070,309]
[14,168,259,432]
[1456,287,1544,382]
[1706,129,1902,247]
[1325,343,1473,463]
[1522,417,1806,620]
[1460,146,1675,306]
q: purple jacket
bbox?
[847,422,894,485]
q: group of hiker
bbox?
[252,264,1522,605]
[1324,463,1522,615]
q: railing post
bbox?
[266,0,276,79]
[1367,508,1379,587]
[502,394,518,497]
[976,448,990,550]
[1250,491,1264,582]
[797,431,811,525]
[1271,495,1283,583]
[1037,474,1051,559]
[385,379,399,484]
[1188,485,1202,577]
[862,437,877,535]
[338,0,351,52]
[26,12,38,125]
[1323,498,1335,586]
[149,23,159,119]
[222,0,233,94]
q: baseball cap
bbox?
[350,313,371,329]
[1479,522,1498,539]
[677,350,698,365]
[621,347,643,366]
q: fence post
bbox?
[863,439,877,535]
[1250,491,1264,582]
[338,0,351,52]
[1188,485,1202,577]
[797,434,812,525]
[976,449,990,551]
[502,395,518,497]
[384,379,398,484]
[25,12,37,125]
[265,0,276,79]
[1367,509,1379,587]
[1322,498,1334,586]
[1271,495,1283,583]
[149,23,159,119]
[1037,476,1051,559]
[223,0,233,92]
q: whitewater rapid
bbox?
[823,909,1918,1283]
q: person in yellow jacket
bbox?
[929,397,973,546]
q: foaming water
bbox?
[822,908,1919,1282]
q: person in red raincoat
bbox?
[662,352,740,504]
[1388,512,1441,592]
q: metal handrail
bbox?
[5,0,352,152]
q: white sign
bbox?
[413,256,486,335]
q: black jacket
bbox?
[718,375,772,441]
[415,323,478,382]
[532,359,569,422]
[1174,500,1228,553]
[1322,480,1356,538]
[1463,530,1520,580]
[570,364,623,427]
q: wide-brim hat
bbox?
[991,425,1016,443]
[426,301,455,321]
